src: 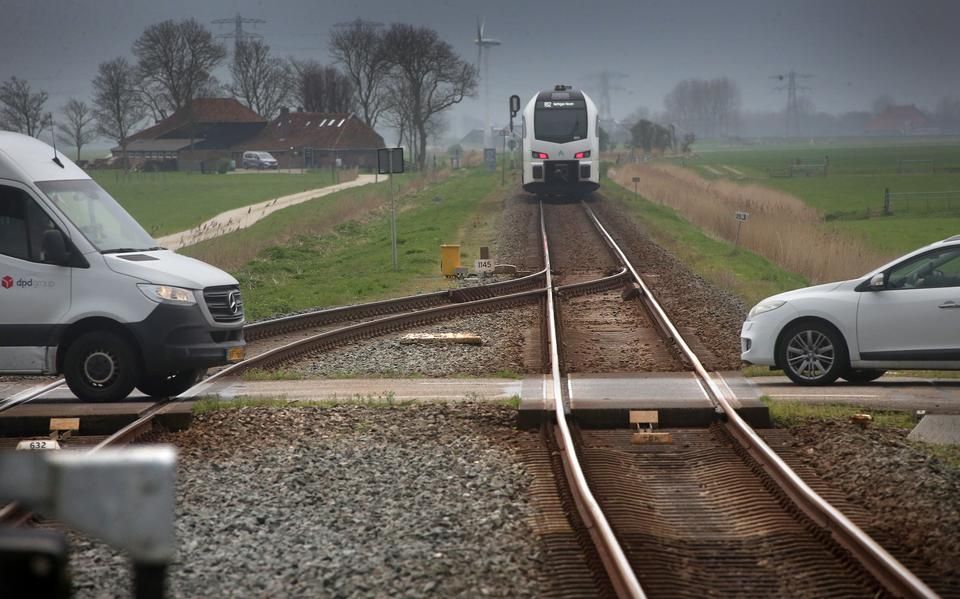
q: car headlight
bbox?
[138,284,197,305]
[747,299,786,319]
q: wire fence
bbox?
[883,188,960,215]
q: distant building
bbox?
[458,129,486,149]
[864,105,935,136]
[115,98,266,170]
[235,108,384,169]
[114,99,384,171]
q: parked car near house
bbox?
[242,151,278,169]
[741,235,960,385]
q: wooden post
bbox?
[883,188,892,216]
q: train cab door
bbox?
[0,182,72,372]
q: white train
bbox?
[520,85,600,197]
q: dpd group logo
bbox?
[0,275,55,290]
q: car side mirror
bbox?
[42,229,69,265]
[868,273,885,289]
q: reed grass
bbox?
[609,164,895,284]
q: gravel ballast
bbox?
[68,403,542,598]
[789,420,960,591]
[290,306,541,378]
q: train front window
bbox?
[535,107,588,144]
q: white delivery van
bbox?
[0,132,245,401]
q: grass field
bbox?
[92,169,347,236]
[600,178,807,307]
[680,138,960,253]
[184,168,502,320]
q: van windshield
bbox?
[34,179,158,253]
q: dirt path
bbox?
[722,164,745,177]
[156,174,383,250]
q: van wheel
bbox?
[136,369,205,398]
[842,369,886,384]
[64,331,140,402]
[778,321,847,385]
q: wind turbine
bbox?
[475,18,501,150]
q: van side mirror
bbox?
[42,229,69,265]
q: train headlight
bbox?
[575,151,591,159]
[532,151,549,159]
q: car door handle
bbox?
[939,301,960,309]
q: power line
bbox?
[583,70,628,121]
[212,13,265,55]
[771,70,813,137]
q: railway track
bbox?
[0,194,943,597]
[533,198,936,598]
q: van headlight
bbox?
[138,284,197,305]
[747,299,785,319]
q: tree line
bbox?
[0,17,476,170]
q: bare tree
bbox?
[92,57,145,169]
[0,76,49,137]
[133,19,226,117]
[230,39,289,119]
[288,60,355,113]
[379,78,413,148]
[622,105,651,127]
[57,98,96,161]
[329,19,390,127]
[382,24,477,170]
[664,77,740,138]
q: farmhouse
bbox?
[235,108,385,169]
[115,98,266,170]
[115,99,384,171]
[864,104,934,136]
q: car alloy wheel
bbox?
[779,322,846,385]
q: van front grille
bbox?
[203,285,244,323]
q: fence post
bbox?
[824,155,829,177]
[883,188,892,216]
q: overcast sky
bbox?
[4,0,959,138]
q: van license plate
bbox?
[227,347,245,362]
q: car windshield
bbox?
[35,179,158,253]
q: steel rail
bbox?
[581,200,936,599]
[556,267,629,298]
[540,201,646,599]
[245,267,548,341]
[90,286,547,454]
[0,378,66,414]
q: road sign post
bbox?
[378,148,405,271]
[734,211,749,249]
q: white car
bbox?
[741,235,960,385]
